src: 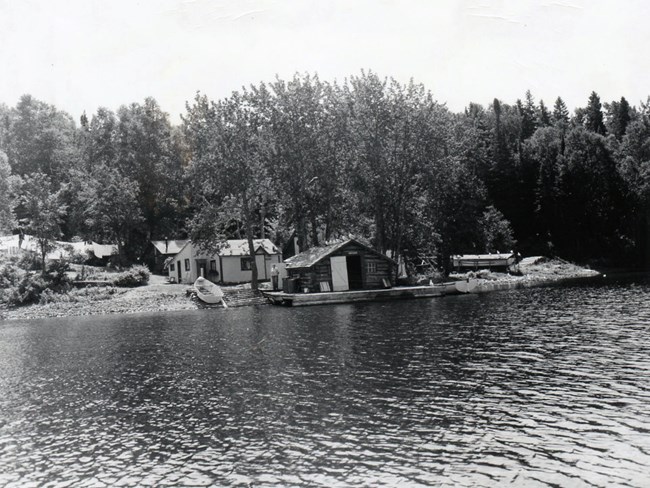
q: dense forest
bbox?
[1,71,649,282]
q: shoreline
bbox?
[450,256,603,293]
[0,283,199,322]
[1,258,602,321]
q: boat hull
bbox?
[193,277,225,305]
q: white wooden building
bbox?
[168,239,282,285]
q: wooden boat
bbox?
[193,277,228,308]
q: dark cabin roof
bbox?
[285,239,396,269]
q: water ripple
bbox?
[1,276,650,486]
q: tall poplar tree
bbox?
[184,90,272,290]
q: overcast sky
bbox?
[1,0,648,123]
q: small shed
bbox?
[284,239,397,293]
[451,252,518,272]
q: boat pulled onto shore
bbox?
[193,277,228,308]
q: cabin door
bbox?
[177,261,182,283]
[346,255,363,290]
[330,256,349,291]
[196,259,207,279]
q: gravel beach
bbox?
[1,258,600,321]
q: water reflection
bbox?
[1,277,650,486]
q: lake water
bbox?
[1,276,650,487]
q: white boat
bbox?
[194,277,228,308]
[455,278,478,294]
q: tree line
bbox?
[1,71,649,286]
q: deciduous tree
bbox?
[15,173,67,274]
[4,95,78,186]
[0,152,17,233]
[184,90,272,289]
[80,165,143,262]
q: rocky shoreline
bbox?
[1,257,601,321]
[450,256,602,292]
[0,283,196,321]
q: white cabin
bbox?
[168,239,282,285]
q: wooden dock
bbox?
[262,282,465,307]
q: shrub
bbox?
[0,258,23,289]
[38,288,60,304]
[0,260,149,306]
[14,273,48,305]
[18,252,41,271]
[74,265,103,281]
[0,258,72,306]
[111,265,150,287]
[68,250,91,264]
[46,259,72,290]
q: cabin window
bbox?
[241,257,253,270]
[184,259,190,271]
[170,263,175,271]
[210,260,217,271]
[366,261,377,274]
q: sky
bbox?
[1,0,648,124]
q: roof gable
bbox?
[285,239,396,268]
[168,239,280,257]
[151,240,189,255]
[218,239,280,256]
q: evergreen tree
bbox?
[537,99,551,127]
[552,97,570,128]
[606,96,632,140]
[521,90,537,139]
[492,98,511,167]
[584,91,606,135]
